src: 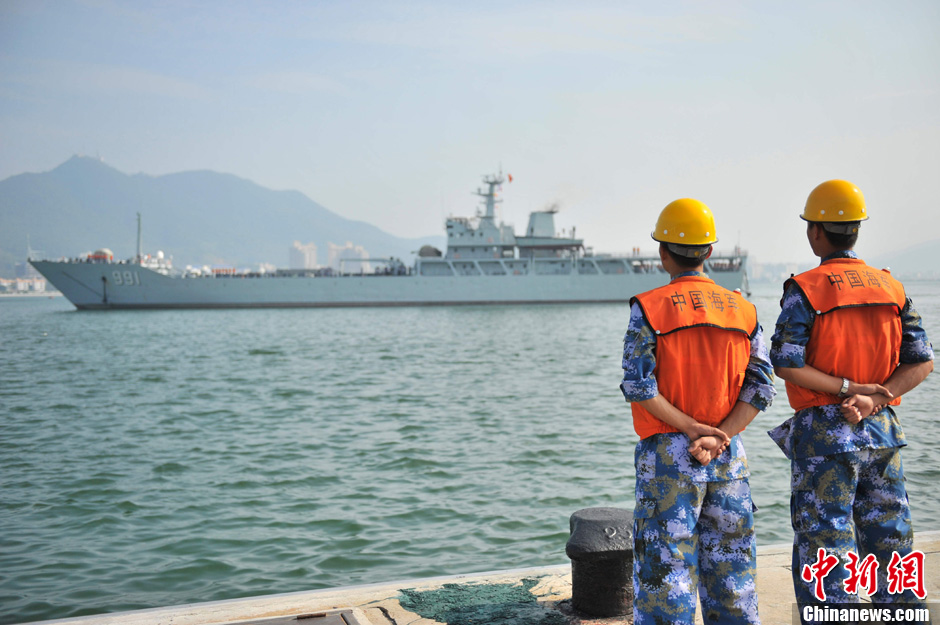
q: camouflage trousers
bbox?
[633,475,759,625]
[791,447,921,616]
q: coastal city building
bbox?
[289,241,318,270]
[328,241,371,274]
[0,277,47,293]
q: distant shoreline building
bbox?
[328,242,370,274]
[0,277,48,294]
[289,241,318,270]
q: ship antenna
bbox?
[136,212,142,264]
[473,170,505,222]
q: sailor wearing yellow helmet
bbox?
[769,180,934,618]
[621,198,775,624]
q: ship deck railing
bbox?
[34,251,746,279]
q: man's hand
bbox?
[688,435,728,466]
[840,394,877,424]
[683,422,731,445]
[848,381,894,398]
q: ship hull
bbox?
[30,260,748,310]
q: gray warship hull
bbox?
[30,257,748,310]
[29,170,749,310]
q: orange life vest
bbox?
[630,275,758,439]
[784,258,906,411]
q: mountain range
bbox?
[0,156,444,278]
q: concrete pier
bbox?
[22,531,940,625]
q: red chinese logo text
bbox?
[887,551,926,599]
[801,548,840,601]
[801,549,926,601]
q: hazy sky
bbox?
[2,1,938,264]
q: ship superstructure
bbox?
[30,171,749,310]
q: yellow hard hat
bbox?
[651,198,718,247]
[802,179,868,223]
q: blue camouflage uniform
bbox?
[622,271,776,625]
[769,251,934,612]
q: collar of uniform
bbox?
[821,250,858,262]
[669,270,712,283]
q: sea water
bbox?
[2,281,939,624]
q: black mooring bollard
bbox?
[565,507,634,617]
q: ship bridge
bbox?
[515,209,583,259]
[444,175,584,262]
[445,172,516,260]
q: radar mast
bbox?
[473,172,505,222]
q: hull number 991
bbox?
[112,270,141,286]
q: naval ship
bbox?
[30,172,749,310]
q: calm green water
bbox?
[2,281,939,624]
